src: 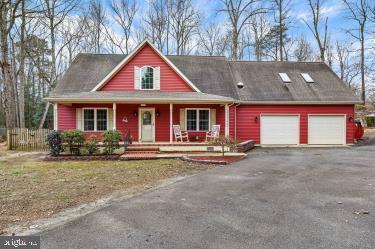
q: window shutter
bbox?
[179,108,185,130]
[154,67,160,90]
[108,109,113,130]
[134,66,140,89]
[210,109,216,129]
[76,108,83,130]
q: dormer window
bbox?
[301,73,314,83]
[141,66,154,89]
[279,73,291,83]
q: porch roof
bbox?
[45,91,234,104]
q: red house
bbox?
[46,39,360,146]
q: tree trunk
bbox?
[38,102,50,129]
[232,30,238,60]
[360,27,365,104]
[279,2,283,61]
[18,0,26,128]
[1,4,17,128]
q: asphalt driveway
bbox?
[40,146,375,249]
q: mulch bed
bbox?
[182,155,245,165]
[44,154,120,161]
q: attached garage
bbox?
[260,115,299,145]
[308,115,346,145]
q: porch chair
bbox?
[206,125,220,142]
[173,125,189,142]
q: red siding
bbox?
[233,104,355,144]
[101,44,194,92]
[173,104,225,141]
[57,104,76,130]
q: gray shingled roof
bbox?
[50,53,360,103]
[46,91,234,103]
[228,61,360,102]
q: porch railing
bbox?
[123,129,131,151]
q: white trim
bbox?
[138,107,156,142]
[91,39,201,92]
[307,114,346,145]
[112,103,116,130]
[260,114,300,145]
[139,66,156,90]
[170,104,173,144]
[225,104,229,136]
[185,108,210,131]
[82,107,109,131]
[53,103,58,130]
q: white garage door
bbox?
[308,115,346,145]
[261,115,299,145]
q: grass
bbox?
[365,128,375,137]
[0,150,214,233]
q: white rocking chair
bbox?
[173,125,189,142]
[206,125,220,142]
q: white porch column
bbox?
[113,103,117,130]
[170,103,173,143]
[53,103,58,130]
[225,104,229,137]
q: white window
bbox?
[279,73,291,83]
[83,108,108,131]
[186,109,210,131]
[301,73,314,83]
[141,66,154,90]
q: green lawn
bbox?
[0,151,212,233]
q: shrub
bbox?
[61,129,85,155]
[84,135,99,155]
[47,130,63,156]
[102,130,121,155]
[366,117,374,127]
[211,136,237,156]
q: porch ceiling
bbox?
[45,91,235,104]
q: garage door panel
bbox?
[309,115,346,145]
[261,115,299,145]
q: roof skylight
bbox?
[279,73,291,83]
[301,73,314,83]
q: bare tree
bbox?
[169,0,200,55]
[218,0,266,60]
[303,0,328,62]
[248,12,271,61]
[342,0,370,104]
[197,22,229,56]
[143,0,169,52]
[88,0,106,54]
[37,0,79,128]
[272,0,292,61]
[106,0,137,54]
[335,40,359,88]
[293,34,313,61]
[0,0,22,128]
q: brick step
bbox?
[126,147,160,152]
[124,150,159,154]
[120,153,158,159]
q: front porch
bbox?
[55,102,231,143]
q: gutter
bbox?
[44,97,234,104]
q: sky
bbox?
[97,0,371,58]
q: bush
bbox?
[61,129,85,155]
[84,135,99,155]
[47,130,63,156]
[102,130,121,155]
[366,117,374,127]
[210,136,237,156]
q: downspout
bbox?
[234,103,240,141]
[227,102,235,137]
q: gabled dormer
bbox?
[91,39,200,92]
